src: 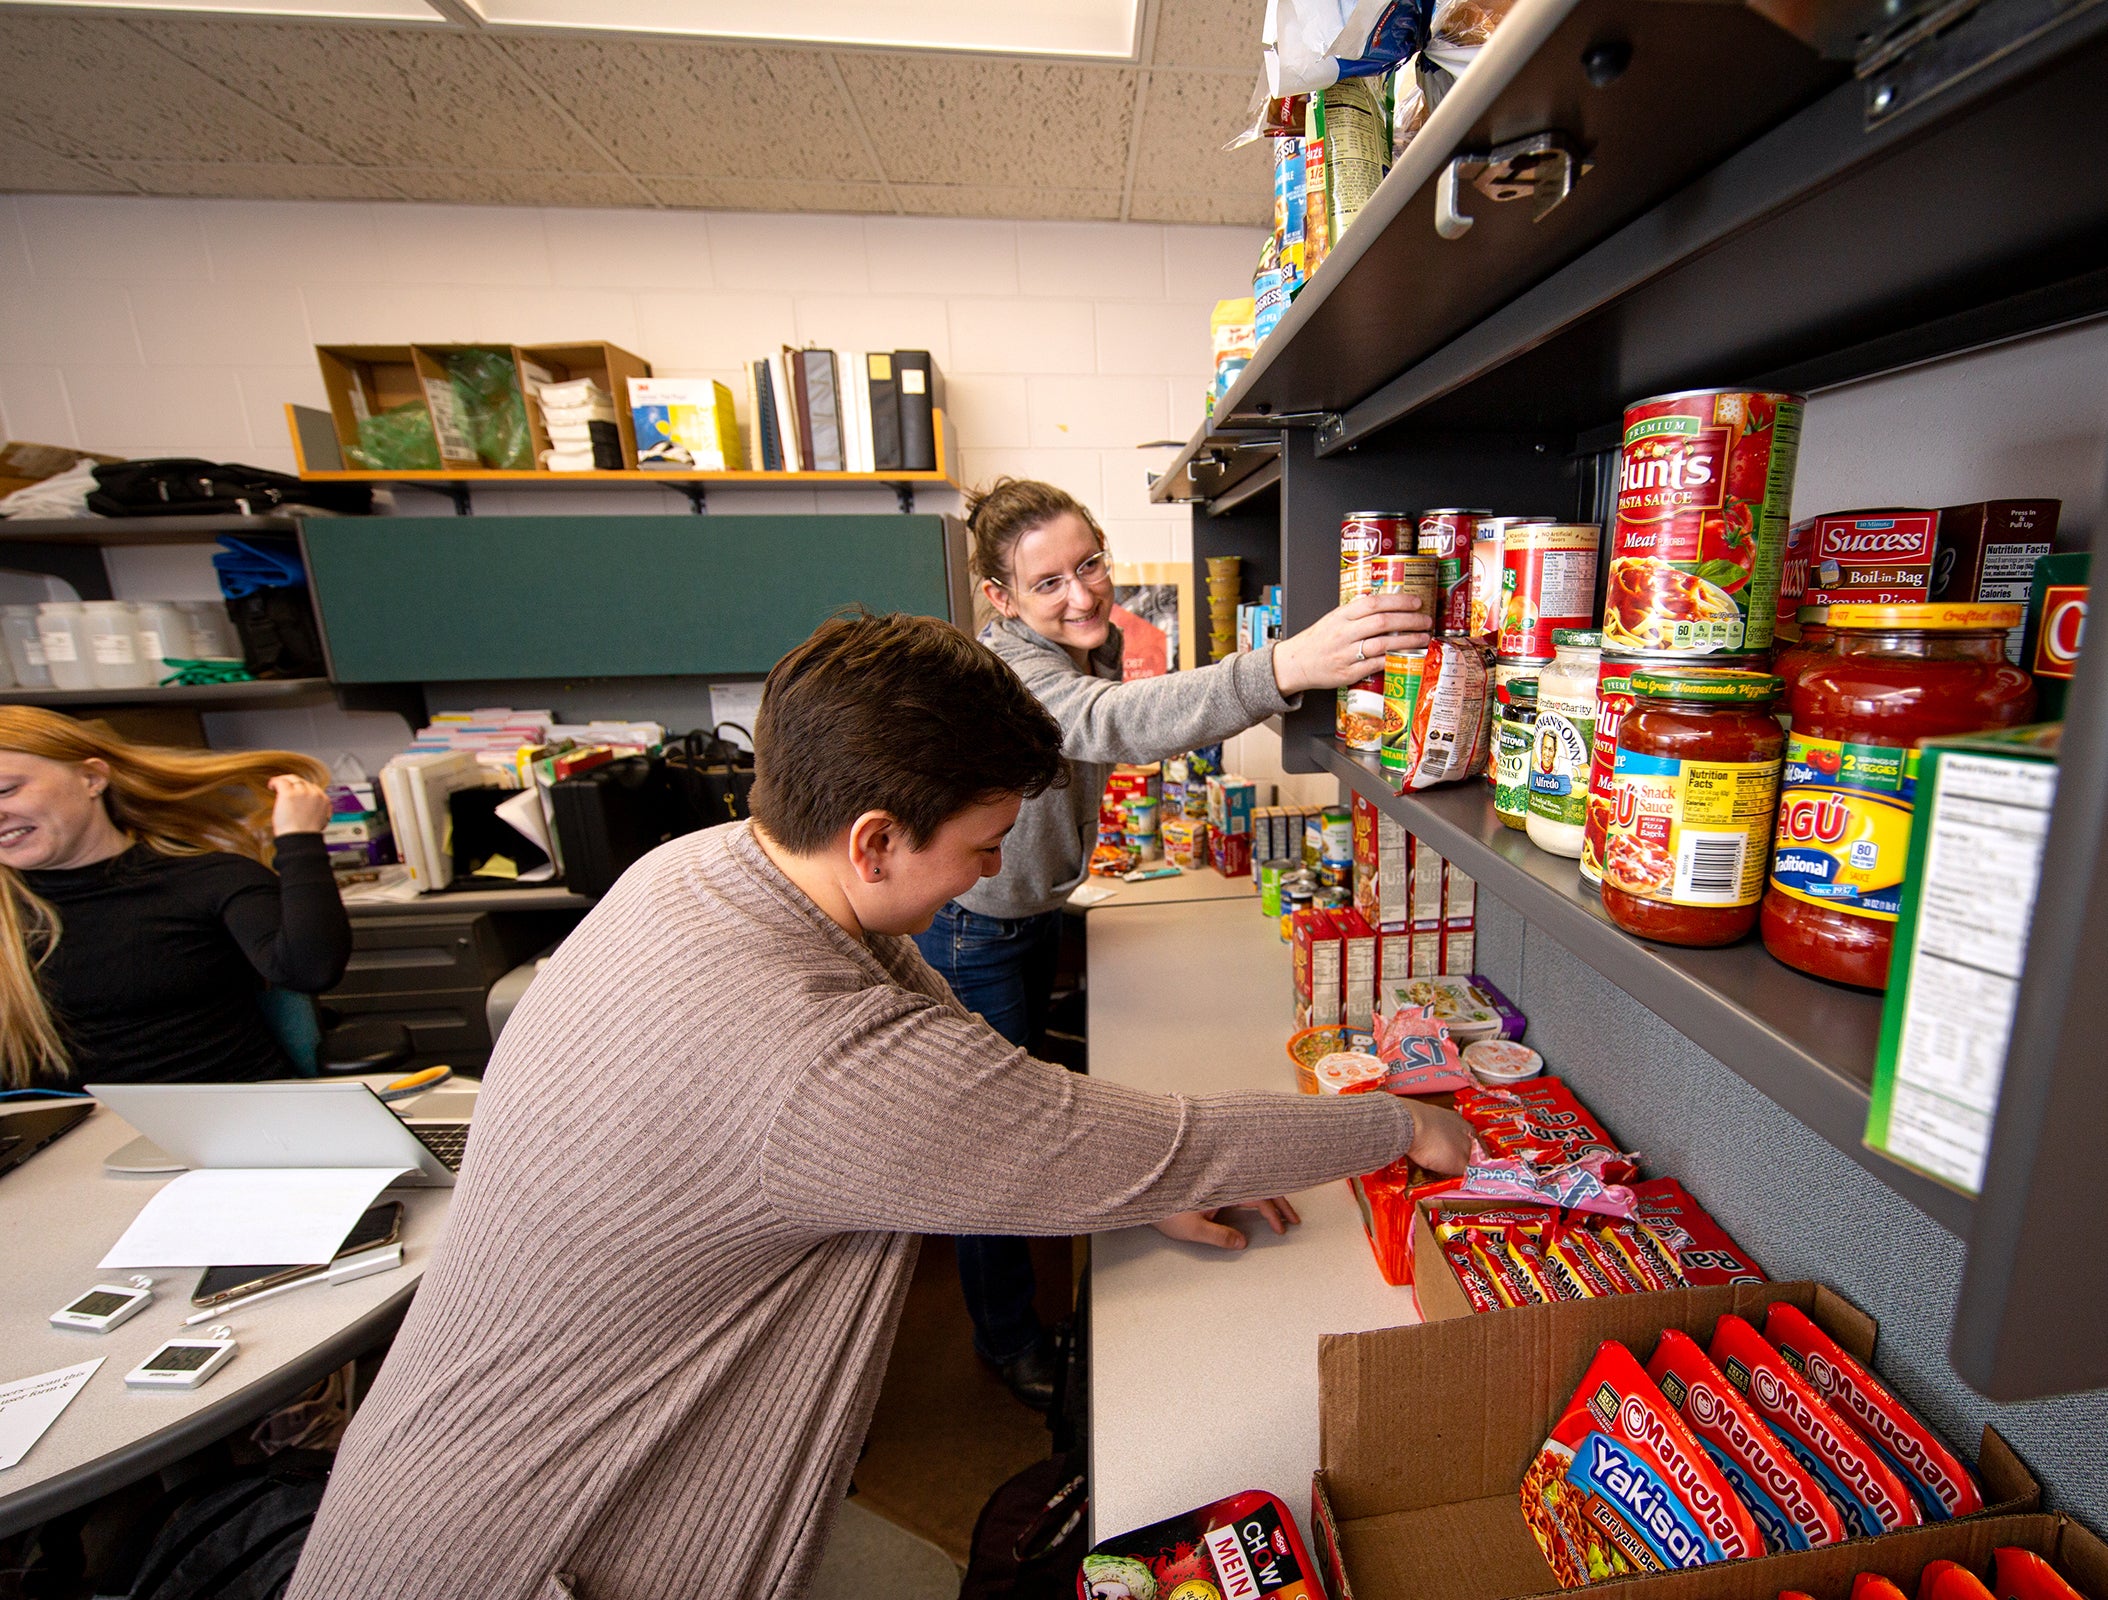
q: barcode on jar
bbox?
[1677,831,1746,902]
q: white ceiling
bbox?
[0,0,1273,223]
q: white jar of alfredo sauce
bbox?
[1525,629,1601,859]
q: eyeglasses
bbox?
[1000,549,1113,601]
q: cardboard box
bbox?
[1412,839,1446,928]
[1445,867,1477,927]
[1308,1285,2048,1600]
[1341,909,1378,1031]
[2021,550,2087,718]
[0,440,121,498]
[522,341,650,469]
[1354,791,1411,930]
[1207,773,1257,838]
[628,375,744,470]
[1444,925,1476,975]
[315,344,464,469]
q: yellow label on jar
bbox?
[1767,734,1918,922]
[1606,749,1782,906]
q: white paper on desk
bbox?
[493,788,557,883]
[1068,882,1117,906]
[100,1168,406,1269]
[0,1359,102,1471]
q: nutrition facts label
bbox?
[1880,752,2056,1192]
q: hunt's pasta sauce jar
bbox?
[1762,603,2034,988]
[1601,670,1785,947]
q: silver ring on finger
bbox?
[1356,641,1365,662]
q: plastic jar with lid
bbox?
[133,600,188,681]
[1601,670,1785,947]
[37,602,93,690]
[1492,677,1538,830]
[178,600,239,660]
[0,606,47,688]
[1762,603,2036,989]
[82,601,152,689]
[1524,629,1601,858]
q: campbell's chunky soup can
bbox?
[1605,389,1804,656]
[1419,508,1490,636]
[1497,522,1601,660]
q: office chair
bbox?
[258,989,413,1077]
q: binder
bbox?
[894,350,943,472]
[752,359,784,471]
[778,349,811,471]
[803,348,844,472]
[866,352,903,471]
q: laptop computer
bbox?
[87,1081,473,1187]
[0,1098,95,1180]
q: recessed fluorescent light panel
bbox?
[463,0,1144,58]
[0,0,442,15]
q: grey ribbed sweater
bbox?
[959,619,1298,918]
[288,822,1411,1600]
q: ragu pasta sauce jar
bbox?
[1605,389,1805,656]
[1602,670,1785,947]
[1763,603,2035,988]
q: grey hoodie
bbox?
[961,617,1299,919]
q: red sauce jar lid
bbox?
[1828,601,2023,631]
[1629,668,1782,703]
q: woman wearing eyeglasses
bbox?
[914,477,1431,1409]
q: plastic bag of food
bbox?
[348,401,441,471]
[1270,0,1433,94]
[1399,637,1492,788]
[445,347,532,470]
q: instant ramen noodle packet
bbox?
[1521,1339,1763,1587]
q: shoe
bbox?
[991,1341,1058,1414]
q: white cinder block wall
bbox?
[0,194,1334,797]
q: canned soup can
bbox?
[1497,522,1601,661]
[1338,512,1414,741]
[1605,389,1804,655]
[1418,508,1491,636]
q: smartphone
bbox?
[190,1200,405,1307]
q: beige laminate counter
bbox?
[1085,896,1420,1541]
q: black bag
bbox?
[550,755,684,897]
[958,1449,1089,1600]
[87,459,371,519]
[224,586,327,678]
[121,1450,332,1600]
[662,723,755,830]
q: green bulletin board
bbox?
[301,515,967,682]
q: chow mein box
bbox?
[1306,1285,2038,1600]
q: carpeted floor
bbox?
[810,1499,961,1600]
[850,1235,1076,1565]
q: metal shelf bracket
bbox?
[1436,130,1594,241]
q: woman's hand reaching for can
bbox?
[1271,591,1432,697]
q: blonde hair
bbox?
[0,708,328,1088]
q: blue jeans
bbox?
[913,901,1065,1364]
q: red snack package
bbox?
[1079,1486,1321,1600]
[1763,1302,1985,1521]
[1546,1225,1621,1298]
[1630,1177,1767,1286]
[1459,1079,1638,1180]
[1857,1577,1914,1600]
[1647,1329,1845,1553]
[1708,1314,1921,1537]
[1520,1340,1764,1586]
[1472,1233,1549,1307]
[1922,1561,1999,1600]
[1431,1205,1554,1241]
[1573,1225,1646,1293]
[1597,1220,1685,1292]
[1441,1234,1501,1313]
[1995,1549,2093,1600]
[1506,1226,1577,1302]
[1781,1591,1820,1600]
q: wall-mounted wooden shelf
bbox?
[286,404,960,514]
[0,678,334,709]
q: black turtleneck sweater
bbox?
[24,833,352,1083]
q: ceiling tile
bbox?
[0,126,132,196]
[381,170,649,207]
[837,54,1136,189]
[499,36,879,186]
[1128,189,1271,226]
[142,20,612,174]
[1151,0,1267,71]
[0,16,340,164]
[641,176,893,215]
[96,163,406,201]
[891,184,1123,222]
[1130,69,1270,199]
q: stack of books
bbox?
[746,348,944,474]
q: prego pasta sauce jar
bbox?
[1762,602,2035,988]
[1601,671,1785,947]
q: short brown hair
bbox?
[751,611,1067,853]
[966,477,1106,587]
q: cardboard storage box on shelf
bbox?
[315,344,475,471]
[521,342,650,469]
[0,440,121,497]
[1307,1284,2046,1600]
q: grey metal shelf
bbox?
[344,885,596,917]
[1302,735,1975,1237]
[0,678,335,708]
[0,515,304,544]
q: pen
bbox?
[182,1244,404,1325]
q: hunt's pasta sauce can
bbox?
[1605,390,1804,655]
